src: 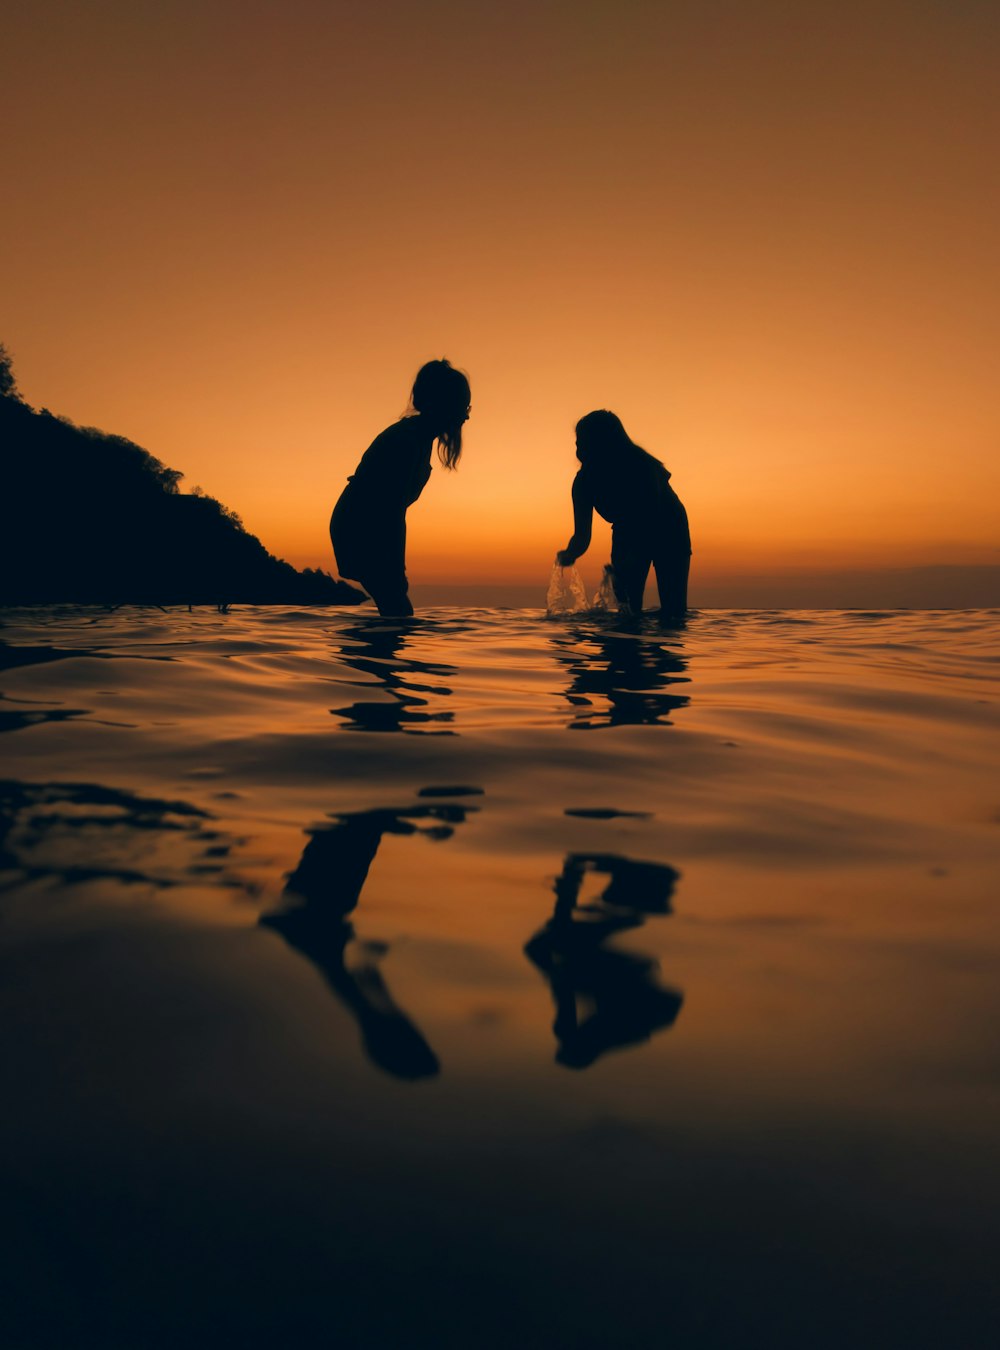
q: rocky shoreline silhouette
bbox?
[0,345,364,608]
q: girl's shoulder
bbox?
[362,417,425,458]
[370,417,409,446]
[572,465,594,496]
[384,416,433,452]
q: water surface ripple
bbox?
[1,606,998,1349]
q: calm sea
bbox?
[2,606,998,1348]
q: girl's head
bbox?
[574,409,633,464]
[572,405,650,469]
[411,359,471,469]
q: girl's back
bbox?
[582,449,688,549]
[348,419,431,510]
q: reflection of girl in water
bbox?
[330,360,471,617]
[260,803,474,1081]
[524,853,683,1069]
[557,410,691,619]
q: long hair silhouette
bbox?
[574,410,659,468]
[410,359,470,469]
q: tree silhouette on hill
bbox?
[0,344,364,607]
[0,344,21,402]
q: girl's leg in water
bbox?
[652,551,690,620]
[355,515,414,617]
[610,535,651,614]
[360,569,414,618]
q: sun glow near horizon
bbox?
[3,0,998,597]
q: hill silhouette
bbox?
[0,345,364,608]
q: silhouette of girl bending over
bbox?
[557,410,691,619]
[330,360,471,617]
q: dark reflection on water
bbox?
[260,800,477,1079]
[262,784,685,1081]
[525,853,683,1068]
[0,642,93,734]
[329,620,458,734]
[0,703,90,734]
[0,640,172,670]
[550,618,691,730]
[0,642,96,673]
[0,779,222,890]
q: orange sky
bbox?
[3,0,998,595]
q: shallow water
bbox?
[2,606,998,1348]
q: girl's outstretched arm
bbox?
[557,472,593,565]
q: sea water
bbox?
[1,606,998,1348]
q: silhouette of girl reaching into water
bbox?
[330,359,471,617]
[557,410,691,619]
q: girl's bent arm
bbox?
[559,473,593,564]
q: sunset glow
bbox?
[4,0,998,600]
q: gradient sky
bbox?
[4,0,998,593]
